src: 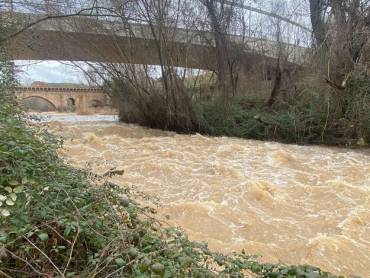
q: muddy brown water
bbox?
[42,115,370,277]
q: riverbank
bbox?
[109,74,370,148]
[115,96,370,148]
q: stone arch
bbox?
[66,97,76,112]
[20,96,57,112]
[90,99,104,108]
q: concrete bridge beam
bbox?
[5,13,308,68]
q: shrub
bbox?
[107,68,369,147]
[197,88,369,146]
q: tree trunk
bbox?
[309,0,327,47]
[203,0,237,102]
[267,58,282,107]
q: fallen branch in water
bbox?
[87,167,125,179]
[102,167,125,177]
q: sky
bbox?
[16,61,88,85]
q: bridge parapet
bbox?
[15,86,104,93]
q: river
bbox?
[40,114,370,277]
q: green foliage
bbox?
[197,99,318,144]
[341,75,370,143]
[113,71,369,146]
[197,87,369,146]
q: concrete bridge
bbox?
[15,85,115,114]
[5,13,307,70]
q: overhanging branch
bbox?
[217,0,312,33]
[0,6,121,44]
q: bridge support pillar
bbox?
[77,95,88,115]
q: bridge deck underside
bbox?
[8,29,274,70]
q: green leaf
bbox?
[251,263,262,273]
[178,256,193,268]
[8,180,18,186]
[115,258,125,267]
[1,209,10,217]
[151,263,164,274]
[128,247,138,258]
[38,233,49,241]
[5,199,14,206]
[4,187,12,193]
[64,226,72,237]
[9,193,17,201]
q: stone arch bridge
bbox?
[15,85,115,114]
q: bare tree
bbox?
[309,0,370,87]
[201,0,240,101]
